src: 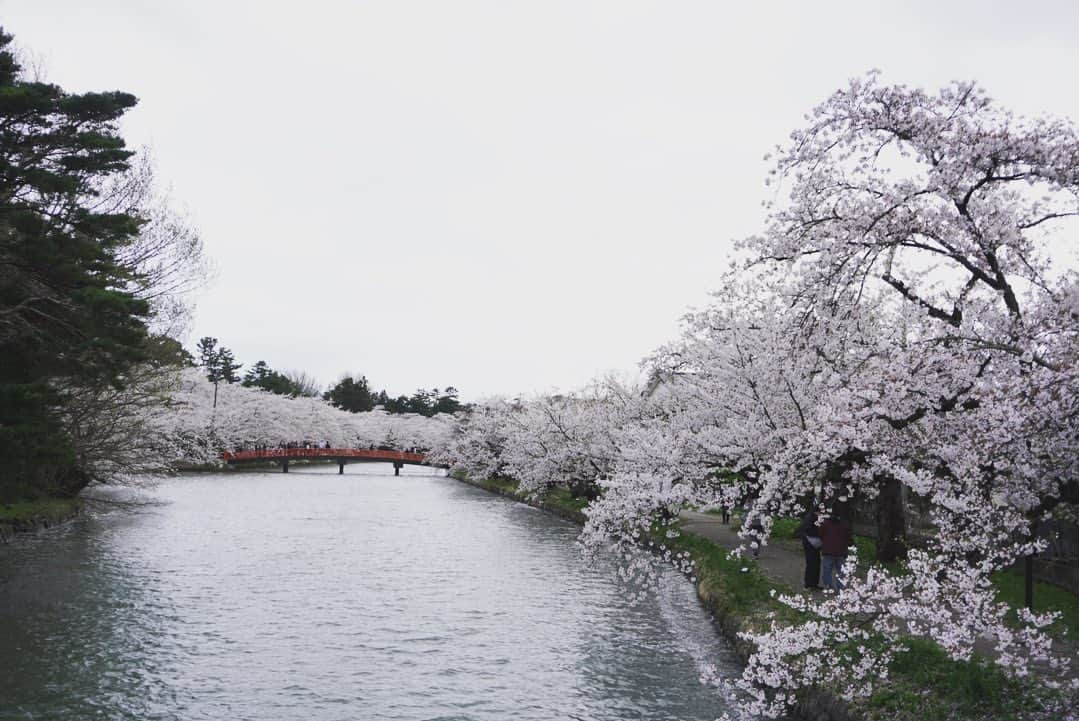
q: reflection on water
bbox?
[0,465,741,720]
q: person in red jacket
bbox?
[819,512,852,590]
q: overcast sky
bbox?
[4,1,1078,400]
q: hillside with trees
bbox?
[185,340,465,417]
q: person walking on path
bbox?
[819,512,852,591]
[747,515,765,558]
[796,509,822,589]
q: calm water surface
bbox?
[0,466,741,720]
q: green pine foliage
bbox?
[243,360,313,397]
[325,374,376,412]
[373,386,461,416]
[0,28,150,500]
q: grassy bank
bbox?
[452,473,588,523]
[664,527,1070,721]
[0,496,81,523]
[729,511,1079,640]
[460,474,1073,721]
[0,496,82,541]
[992,567,1079,639]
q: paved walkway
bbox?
[679,510,810,590]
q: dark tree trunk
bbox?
[51,465,91,498]
[1024,518,1040,610]
[1025,555,1034,609]
[875,473,908,562]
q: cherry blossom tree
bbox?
[410,74,1078,718]
[426,397,517,481]
[161,369,455,465]
[548,75,1079,717]
[434,382,639,499]
[720,75,1078,715]
[500,388,627,499]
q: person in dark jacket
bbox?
[818,512,853,590]
[747,515,765,557]
[796,509,822,589]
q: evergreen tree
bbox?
[243,360,311,397]
[407,388,436,416]
[195,336,241,408]
[0,28,148,499]
[382,394,412,414]
[433,387,461,415]
[196,337,220,375]
[217,348,242,384]
[324,375,375,413]
[243,360,273,387]
[368,385,463,415]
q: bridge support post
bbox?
[338,461,345,475]
[393,461,403,476]
[282,459,289,473]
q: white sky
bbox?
[3,1,1077,400]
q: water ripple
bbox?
[0,469,741,720]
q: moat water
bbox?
[0,466,741,720]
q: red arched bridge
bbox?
[221,448,442,475]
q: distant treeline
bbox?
[195,337,463,417]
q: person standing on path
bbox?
[819,512,852,590]
[747,515,765,558]
[796,509,822,589]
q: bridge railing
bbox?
[222,448,428,464]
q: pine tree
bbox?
[324,375,375,413]
[0,28,148,499]
[217,348,242,384]
[196,337,220,376]
[195,336,242,408]
[433,387,461,415]
[243,360,273,387]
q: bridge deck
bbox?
[222,448,429,464]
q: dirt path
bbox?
[679,509,810,590]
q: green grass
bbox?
[992,567,1079,639]
[669,523,1069,721]
[693,508,1077,637]
[853,533,878,562]
[0,497,81,523]
[541,486,591,512]
[771,516,800,539]
[864,638,1065,721]
[478,476,519,494]
[849,540,1077,639]
[665,526,806,628]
